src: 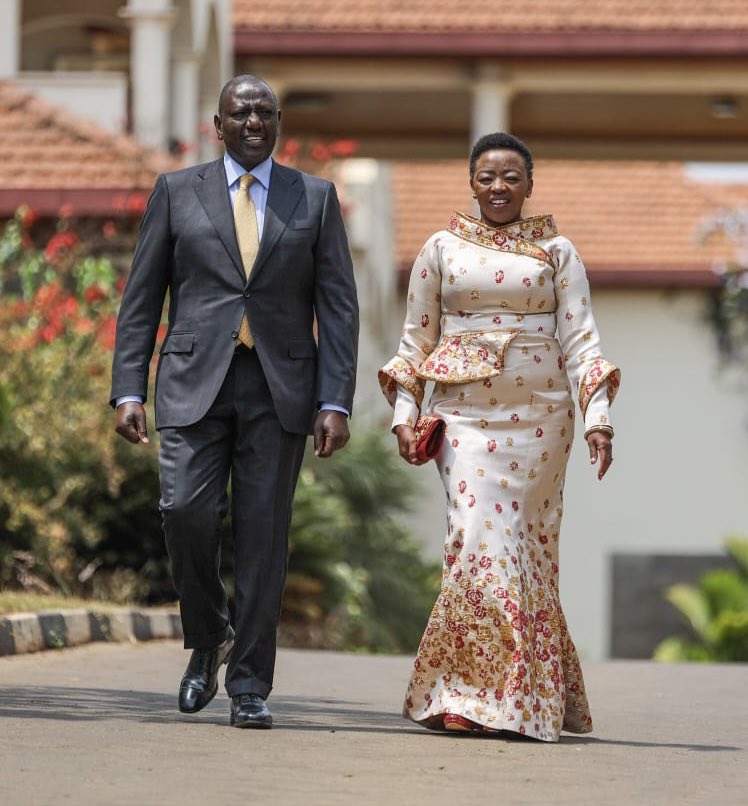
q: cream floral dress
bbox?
[379,212,620,742]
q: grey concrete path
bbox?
[1,642,746,805]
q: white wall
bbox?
[377,287,748,661]
[5,0,230,155]
[342,159,403,420]
[0,0,20,77]
[561,288,748,660]
[15,72,128,133]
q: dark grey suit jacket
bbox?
[110,158,359,434]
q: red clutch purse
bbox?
[414,416,446,462]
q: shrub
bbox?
[0,206,166,602]
[653,537,748,662]
[281,431,441,653]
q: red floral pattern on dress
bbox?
[377,356,425,408]
[447,211,556,266]
[418,331,518,384]
[579,357,621,416]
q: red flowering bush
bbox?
[275,137,358,170]
[274,137,358,216]
[0,206,167,603]
[43,230,79,266]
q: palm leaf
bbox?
[653,636,711,662]
[711,610,748,661]
[665,583,711,642]
[725,536,748,577]
[700,569,748,614]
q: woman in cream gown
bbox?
[379,133,620,742]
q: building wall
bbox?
[1,0,231,155]
[565,288,748,659]
[14,72,128,132]
[378,288,748,661]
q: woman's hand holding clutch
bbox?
[394,424,427,465]
[394,416,446,465]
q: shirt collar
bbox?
[223,151,273,190]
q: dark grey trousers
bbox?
[158,348,307,698]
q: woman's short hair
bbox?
[469,133,534,179]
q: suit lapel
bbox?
[193,159,245,282]
[249,161,303,283]
[193,158,304,285]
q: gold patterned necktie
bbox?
[234,173,259,349]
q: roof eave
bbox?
[0,188,150,217]
[235,29,748,58]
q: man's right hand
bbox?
[115,402,150,444]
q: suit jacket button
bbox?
[243,290,251,298]
[231,330,238,339]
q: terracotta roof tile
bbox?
[0,81,176,192]
[234,1,748,32]
[391,160,748,279]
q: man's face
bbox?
[214,79,280,170]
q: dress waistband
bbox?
[440,311,557,337]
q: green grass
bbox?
[0,591,144,616]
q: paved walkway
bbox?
[1,642,746,805]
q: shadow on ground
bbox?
[0,686,740,753]
[0,686,411,735]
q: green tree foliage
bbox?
[702,208,748,383]
[653,537,748,662]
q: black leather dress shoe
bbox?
[178,627,235,714]
[230,693,273,729]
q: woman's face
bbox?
[470,148,533,226]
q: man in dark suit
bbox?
[110,75,358,729]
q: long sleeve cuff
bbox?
[392,387,420,430]
[115,395,144,408]
[582,384,613,434]
[319,403,350,417]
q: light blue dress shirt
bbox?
[224,151,271,236]
[116,153,348,417]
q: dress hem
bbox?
[406,709,593,743]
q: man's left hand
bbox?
[313,410,350,458]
